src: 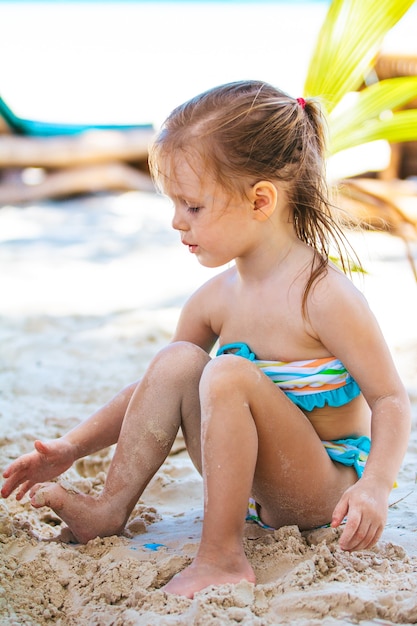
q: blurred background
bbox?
[1,0,333,127]
[0,0,414,127]
[1,1,416,189]
[0,0,416,322]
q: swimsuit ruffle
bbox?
[285,379,361,411]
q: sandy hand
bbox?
[331,480,388,551]
[1,438,75,500]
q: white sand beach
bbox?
[0,191,416,625]
[1,1,417,623]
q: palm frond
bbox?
[329,78,417,153]
[329,77,417,137]
[331,110,417,153]
[304,0,416,113]
[304,0,417,280]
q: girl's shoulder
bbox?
[181,266,236,316]
[308,262,371,321]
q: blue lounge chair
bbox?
[0,95,153,137]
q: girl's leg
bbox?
[30,342,210,543]
[164,354,357,598]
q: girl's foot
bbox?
[162,553,255,598]
[29,482,126,544]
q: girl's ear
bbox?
[251,181,278,222]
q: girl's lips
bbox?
[183,241,197,253]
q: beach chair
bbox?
[0,95,153,136]
[0,95,155,204]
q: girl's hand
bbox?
[1,438,75,501]
[331,480,390,551]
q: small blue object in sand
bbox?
[143,543,166,551]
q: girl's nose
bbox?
[172,207,188,232]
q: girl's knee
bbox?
[153,341,210,376]
[200,354,260,395]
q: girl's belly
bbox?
[306,394,371,441]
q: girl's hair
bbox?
[149,80,357,309]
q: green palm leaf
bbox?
[329,77,417,153]
[305,0,417,275]
[331,110,417,153]
[304,0,416,113]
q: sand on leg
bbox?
[30,342,210,543]
[163,354,358,597]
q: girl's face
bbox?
[162,155,256,268]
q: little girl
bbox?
[2,80,411,599]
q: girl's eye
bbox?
[187,206,201,214]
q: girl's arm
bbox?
[309,271,411,551]
[331,384,410,551]
[171,277,221,350]
[63,381,138,456]
[2,271,223,500]
[52,276,221,460]
[1,382,138,499]
[2,275,221,500]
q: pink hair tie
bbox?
[296,97,306,109]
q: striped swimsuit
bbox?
[216,342,369,477]
[216,342,361,411]
[216,343,371,530]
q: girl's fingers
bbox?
[331,495,349,528]
[16,481,33,501]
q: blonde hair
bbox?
[149,80,356,307]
